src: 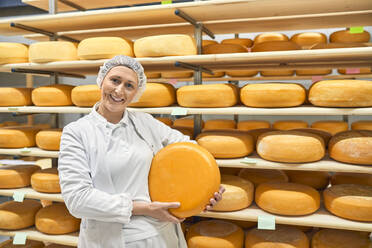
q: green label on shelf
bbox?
[13,233,27,245]
[8,107,18,111]
[161,0,172,4]
[171,107,188,116]
[13,192,25,202]
[258,215,275,230]
[240,157,257,164]
[349,26,364,34]
[20,148,31,153]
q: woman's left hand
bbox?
[204,185,225,211]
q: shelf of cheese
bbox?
[0,187,63,202]
[0,227,78,246]
[198,204,372,232]
[1,0,370,40]
[1,48,371,75]
[0,147,58,158]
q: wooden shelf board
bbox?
[0,228,78,246]
[0,187,63,202]
[0,106,91,114]
[198,204,372,232]
[0,147,59,158]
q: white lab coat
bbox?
[58,106,192,248]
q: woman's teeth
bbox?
[110,94,124,102]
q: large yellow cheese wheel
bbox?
[35,203,80,234]
[226,70,258,77]
[0,88,32,106]
[145,72,161,78]
[204,119,236,130]
[285,170,330,189]
[173,118,205,129]
[71,85,100,107]
[292,128,332,145]
[245,226,309,248]
[330,30,371,43]
[273,120,308,130]
[296,68,332,76]
[196,130,254,158]
[134,35,196,57]
[323,184,372,221]
[311,42,368,49]
[0,126,39,148]
[187,220,244,248]
[155,117,173,127]
[221,38,253,48]
[177,84,238,107]
[0,200,42,229]
[312,229,372,248]
[352,120,372,131]
[129,83,175,107]
[0,239,44,248]
[31,168,60,193]
[202,71,225,78]
[254,33,289,44]
[29,41,77,63]
[240,83,306,107]
[36,129,62,151]
[0,42,28,64]
[32,84,74,106]
[290,32,327,49]
[203,43,248,54]
[256,182,320,215]
[337,68,371,75]
[171,126,194,139]
[161,71,193,78]
[77,37,133,59]
[0,164,40,189]
[329,130,372,165]
[149,142,220,218]
[237,120,271,131]
[202,40,218,47]
[257,130,325,163]
[331,172,372,187]
[212,174,254,211]
[311,121,348,135]
[238,168,288,187]
[309,80,372,107]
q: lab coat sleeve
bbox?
[58,124,133,224]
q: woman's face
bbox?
[100,66,138,113]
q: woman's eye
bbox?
[125,82,134,89]
[111,78,120,84]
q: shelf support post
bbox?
[49,0,57,14]
[229,80,240,123]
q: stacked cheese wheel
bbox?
[0,164,40,189]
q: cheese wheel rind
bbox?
[285,170,329,189]
[0,239,45,248]
[273,120,308,130]
[71,85,100,107]
[221,38,253,48]
[0,42,28,64]
[290,32,327,49]
[312,229,372,248]
[238,168,288,188]
[32,84,74,106]
[129,83,175,107]
[0,88,32,106]
[36,129,62,151]
[0,127,39,148]
[202,44,248,54]
[237,120,271,131]
[31,168,61,193]
[330,30,371,43]
[351,120,372,131]
[29,41,77,63]
[0,164,40,189]
[331,172,372,187]
[0,200,42,230]
[204,119,236,130]
[77,37,133,59]
[311,121,348,135]
[254,33,289,44]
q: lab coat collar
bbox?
[91,102,130,127]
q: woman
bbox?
[58,55,224,248]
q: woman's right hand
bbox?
[132,201,184,223]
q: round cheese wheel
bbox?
[71,85,100,107]
[129,83,175,107]
[256,182,320,215]
[35,203,80,234]
[311,121,348,135]
[0,126,39,148]
[226,70,258,77]
[32,84,74,106]
[171,126,194,139]
[330,29,371,43]
[204,119,236,130]
[0,42,28,64]
[245,226,309,248]
[296,69,332,76]
[331,172,372,187]
[257,131,325,163]
[311,42,368,49]
[254,33,289,44]
[290,32,327,49]
[309,80,372,107]
[145,72,161,78]
[292,128,332,145]
[312,229,372,248]
[0,239,44,248]
[0,164,40,189]
[0,88,32,106]
[212,174,254,211]
[238,168,288,187]
[323,184,372,221]
[240,83,306,107]
[337,68,371,75]
[155,117,173,127]
[221,38,253,48]
[36,129,62,151]
[173,118,205,128]
[196,130,254,158]
[351,120,372,131]
[202,71,225,78]
[246,128,278,144]
[77,37,133,59]
[134,34,196,57]
[177,84,238,107]
[285,170,330,189]
[0,121,19,127]
[203,43,248,54]
[273,120,308,130]
[329,130,372,165]
[237,120,271,131]
[31,168,60,193]
[0,200,42,229]
[202,40,218,47]
[149,142,220,218]
[29,41,77,63]
[187,220,244,248]
[161,71,193,78]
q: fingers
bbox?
[164,202,181,209]
[219,185,226,194]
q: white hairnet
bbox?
[96,55,147,103]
